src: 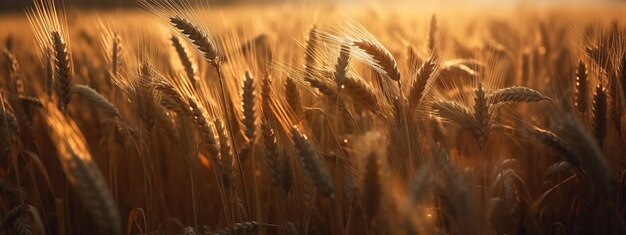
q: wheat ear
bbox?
[575,60,588,113]
[171,35,197,88]
[72,85,119,118]
[353,40,401,81]
[487,86,550,105]
[592,84,607,146]
[52,31,72,113]
[292,127,335,197]
[408,57,437,110]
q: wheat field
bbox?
[0,0,626,234]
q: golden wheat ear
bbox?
[41,101,121,235]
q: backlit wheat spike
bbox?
[154,79,191,116]
[242,71,256,141]
[19,96,44,109]
[171,35,197,88]
[2,50,24,95]
[408,57,437,110]
[188,97,219,157]
[592,84,607,146]
[170,16,219,65]
[262,121,291,193]
[72,85,120,118]
[343,76,379,112]
[473,83,490,147]
[527,126,579,167]
[304,26,319,81]
[575,60,588,113]
[353,40,401,81]
[285,77,303,117]
[52,31,73,113]
[215,117,235,188]
[487,86,550,105]
[42,102,121,235]
[334,43,351,87]
[292,127,335,197]
[559,115,613,199]
[304,76,339,103]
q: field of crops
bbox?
[1,0,626,234]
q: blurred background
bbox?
[1,0,625,12]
